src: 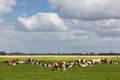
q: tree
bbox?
[0,51,6,55]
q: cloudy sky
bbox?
[0,0,120,53]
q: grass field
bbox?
[0,55,120,80]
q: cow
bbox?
[8,58,19,66]
[74,59,87,64]
[51,62,66,71]
[65,62,75,68]
[8,62,17,66]
[91,59,102,65]
[26,58,34,63]
[86,60,93,66]
[32,60,51,67]
[110,61,119,64]
[39,63,51,67]
[78,63,89,67]
[74,59,92,67]
[32,60,41,65]
[101,58,112,64]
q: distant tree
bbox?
[9,51,24,55]
[89,52,95,55]
[0,51,7,55]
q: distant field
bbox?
[0,55,120,58]
[0,55,120,61]
[0,55,120,80]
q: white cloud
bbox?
[0,31,88,53]
[18,13,68,31]
[0,0,16,31]
[0,20,120,53]
[49,0,120,20]
[0,0,16,18]
[100,19,120,29]
[97,19,120,38]
[0,0,120,53]
[48,0,120,40]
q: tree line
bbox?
[0,51,120,55]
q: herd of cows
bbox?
[6,58,119,71]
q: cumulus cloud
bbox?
[48,0,120,40]
[18,13,68,31]
[0,0,16,32]
[0,0,16,18]
[0,30,96,53]
[100,19,120,29]
[49,0,120,20]
[97,19,120,38]
[0,0,120,53]
[64,18,120,40]
[0,19,119,53]
[0,0,16,31]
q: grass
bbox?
[0,55,120,80]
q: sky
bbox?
[0,0,120,53]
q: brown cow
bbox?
[74,59,92,67]
[51,62,66,71]
[74,59,87,64]
[8,58,19,66]
[101,58,112,64]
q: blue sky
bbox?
[5,0,58,21]
[1,0,120,53]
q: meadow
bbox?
[0,55,120,80]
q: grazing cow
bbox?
[65,62,75,68]
[9,62,17,66]
[8,58,19,66]
[78,63,89,67]
[91,59,101,65]
[101,58,119,64]
[109,59,119,64]
[74,59,92,67]
[86,61,93,66]
[32,60,51,67]
[32,60,41,65]
[110,61,119,64]
[40,63,51,67]
[26,58,34,63]
[51,62,66,71]
[101,58,112,64]
[74,59,87,64]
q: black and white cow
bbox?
[26,58,34,63]
[32,60,51,67]
[65,61,75,68]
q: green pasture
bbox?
[0,56,120,80]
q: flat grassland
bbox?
[0,55,120,80]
